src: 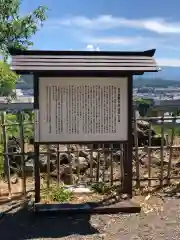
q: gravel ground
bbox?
[0,196,180,240]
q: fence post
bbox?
[160,116,165,186]
[17,111,26,197]
[1,111,12,197]
[133,109,140,188]
[122,76,133,197]
[167,117,175,184]
[148,120,152,187]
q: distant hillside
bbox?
[17,75,33,89]
[142,66,180,80]
[16,73,180,90]
[133,78,180,88]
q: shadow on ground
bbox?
[0,207,99,240]
[134,182,180,199]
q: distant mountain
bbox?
[133,78,180,88]
[16,67,180,90]
[16,74,33,89]
[141,66,180,81]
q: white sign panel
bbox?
[36,77,128,142]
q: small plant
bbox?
[44,186,74,203]
[0,145,4,179]
[91,182,117,195]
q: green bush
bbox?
[153,123,180,137]
[0,111,34,176]
[44,187,74,202]
[91,182,117,195]
[3,112,34,139]
[0,145,3,178]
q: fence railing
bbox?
[133,115,180,189]
[0,111,180,200]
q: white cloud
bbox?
[157,58,180,67]
[83,36,169,51]
[54,15,180,34]
[85,44,180,67]
[86,44,100,51]
[86,36,164,47]
[88,37,137,45]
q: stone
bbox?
[11,175,18,184]
[92,152,98,160]
[175,161,180,168]
[59,153,69,164]
[79,150,89,158]
[50,152,57,160]
[66,185,93,194]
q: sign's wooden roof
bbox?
[9,48,158,74]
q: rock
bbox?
[65,185,93,194]
[137,120,151,130]
[92,152,98,160]
[121,193,129,200]
[175,161,180,168]
[26,151,34,159]
[69,144,77,152]
[50,152,57,160]
[79,150,89,158]
[25,155,56,173]
[142,156,169,167]
[76,156,88,169]
[132,120,166,147]
[71,156,89,173]
[51,164,76,185]
[156,160,169,166]
[25,161,34,172]
[59,153,69,164]
[11,175,18,184]
[49,146,56,153]
[151,135,166,146]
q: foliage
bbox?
[153,123,180,137]
[0,145,3,178]
[0,111,34,176]
[5,112,34,139]
[172,109,180,117]
[136,98,153,105]
[0,61,19,99]
[43,186,74,203]
[136,98,153,117]
[0,0,48,97]
[149,108,159,117]
[0,0,48,56]
[91,183,117,195]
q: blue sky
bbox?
[20,0,180,66]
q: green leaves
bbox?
[0,61,19,98]
[0,0,48,56]
[0,0,48,97]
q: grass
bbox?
[0,145,3,178]
[5,112,33,139]
[42,186,74,203]
[153,123,180,137]
[91,183,118,195]
[0,112,34,177]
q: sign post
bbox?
[10,48,158,205]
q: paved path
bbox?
[0,197,180,239]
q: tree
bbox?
[0,0,48,97]
[0,61,18,100]
[136,98,153,117]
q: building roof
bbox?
[9,48,158,74]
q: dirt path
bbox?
[0,196,180,240]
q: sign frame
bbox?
[35,77,129,144]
